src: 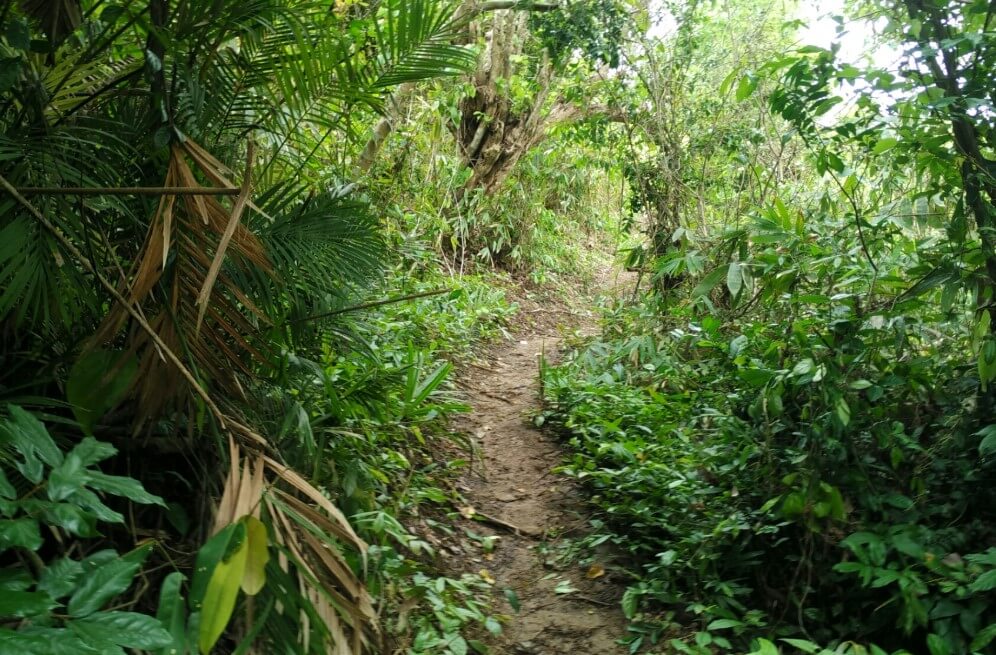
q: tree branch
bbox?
[476,1,559,12]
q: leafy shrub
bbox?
[0,406,171,654]
[541,204,996,653]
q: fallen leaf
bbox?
[554,579,578,595]
[459,506,476,519]
[586,563,605,579]
[504,588,521,612]
[479,569,496,585]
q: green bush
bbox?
[0,406,172,654]
[541,207,996,653]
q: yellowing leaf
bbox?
[198,534,249,654]
[459,506,476,519]
[478,569,496,585]
[586,564,605,579]
[240,516,269,596]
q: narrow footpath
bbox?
[451,279,632,654]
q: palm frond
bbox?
[369,0,478,89]
[90,140,272,424]
[259,191,385,305]
[0,209,59,327]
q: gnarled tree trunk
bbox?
[455,10,556,197]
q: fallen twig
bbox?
[533,593,614,611]
[471,509,540,538]
[479,391,515,405]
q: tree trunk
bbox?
[355,83,415,175]
[454,9,575,198]
[903,0,996,314]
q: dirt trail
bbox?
[451,274,633,654]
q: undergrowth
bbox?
[252,265,521,654]
[541,209,996,654]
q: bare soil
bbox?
[448,270,636,654]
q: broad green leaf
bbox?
[729,335,748,358]
[621,586,639,619]
[748,638,780,655]
[782,492,805,517]
[766,390,783,417]
[68,611,173,650]
[0,568,32,591]
[3,405,62,467]
[503,587,520,613]
[780,638,819,653]
[47,452,86,502]
[736,74,757,101]
[4,18,30,51]
[190,523,245,612]
[42,502,98,536]
[0,590,56,618]
[707,618,743,630]
[872,137,898,154]
[825,151,845,173]
[38,557,84,599]
[834,397,851,428]
[240,516,269,595]
[0,469,15,499]
[70,488,123,524]
[727,261,743,298]
[0,518,41,551]
[926,633,951,655]
[85,471,165,506]
[719,68,739,96]
[484,616,502,636]
[70,437,117,468]
[198,531,249,654]
[970,623,996,651]
[0,628,97,655]
[970,569,996,592]
[68,545,151,617]
[692,265,729,299]
[977,311,992,340]
[156,572,187,655]
[0,58,20,94]
[891,534,924,559]
[66,350,137,436]
[792,359,814,376]
[977,425,996,456]
[449,635,468,655]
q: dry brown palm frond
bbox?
[214,430,381,654]
[195,140,255,333]
[213,435,265,535]
[89,139,272,426]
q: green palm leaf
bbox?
[370,0,478,89]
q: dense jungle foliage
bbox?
[0,0,993,654]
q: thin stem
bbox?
[287,288,453,325]
[15,186,240,196]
